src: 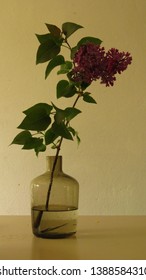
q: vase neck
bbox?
[46,156,62,174]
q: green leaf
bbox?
[52,104,81,123]
[76,132,81,145]
[35,142,46,156]
[83,92,97,104]
[77,36,102,47]
[64,107,81,121]
[53,105,66,124]
[57,80,76,98]
[23,103,52,116]
[57,61,72,74]
[68,127,81,145]
[80,82,91,90]
[22,137,43,150]
[64,84,77,98]
[52,122,73,140]
[68,126,76,136]
[71,46,78,59]
[62,22,83,38]
[45,55,65,79]
[45,128,58,145]
[18,115,51,131]
[57,80,68,98]
[18,103,53,131]
[11,131,32,145]
[35,33,53,44]
[36,39,60,64]
[45,24,61,38]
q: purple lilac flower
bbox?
[72,43,132,86]
[100,48,132,86]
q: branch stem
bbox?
[45,92,81,209]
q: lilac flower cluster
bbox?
[72,43,132,86]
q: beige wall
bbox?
[0,0,146,215]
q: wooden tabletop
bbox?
[0,215,146,260]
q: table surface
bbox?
[0,215,146,260]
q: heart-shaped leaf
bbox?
[83,92,97,104]
[77,36,102,47]
[62,22,83,38]
[57,80,76,98]
[18,103,53,131]
[11,131,32,145]
[45,55,65,79]
[36,40,60,64]
[45,24,61,38]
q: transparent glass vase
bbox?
[31,156,79,238]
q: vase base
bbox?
[33,231,76,239]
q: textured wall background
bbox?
[0,0,146,215]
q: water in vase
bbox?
[31,204,78,238]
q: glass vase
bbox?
[31,156,79,238]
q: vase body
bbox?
[31,156,79,238]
